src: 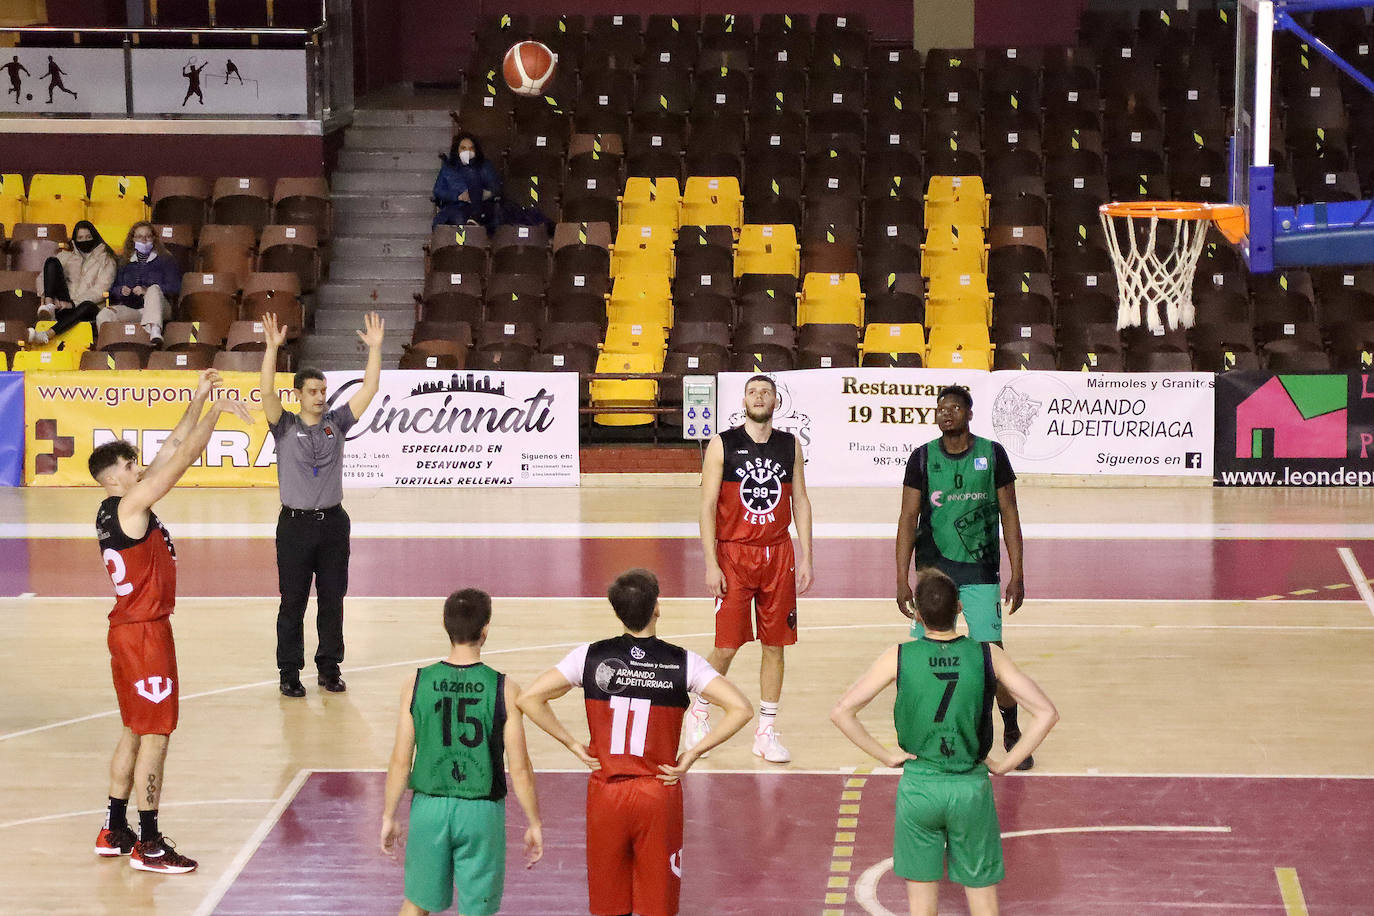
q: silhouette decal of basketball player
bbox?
[182,60,209,106]
[2,55,28,105]
[224,59,243,85]
[43,55,77,103]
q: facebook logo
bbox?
[1184,452,1203,469]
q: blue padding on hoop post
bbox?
[1247,166,1276,274]
[1272,198,1374,268]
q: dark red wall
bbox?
[0,133,328,180]
[975,0,1084,47]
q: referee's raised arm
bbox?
[259,312,286,426]
[348,312,385,420]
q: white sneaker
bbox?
[752,724,791,763]
[684,704,711,756]
[27,327,50,346]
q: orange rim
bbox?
[1100,201,1248,245]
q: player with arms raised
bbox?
[90,369,252,873]
[518,569,752,916]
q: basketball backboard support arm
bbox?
[1237,0,1374,272]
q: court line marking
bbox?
[1337,547,1374,616]
[854,826,1234,916]
[1275,867,1310,916]
[191,769,310,916]
[0,797,278,830]
[4,614,1372,744]
[7,520,1374,539]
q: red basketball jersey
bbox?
[96,496,177,625]
[715,425,795,546]
[576,636,700,781]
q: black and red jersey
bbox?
[96,496,177,625]
[715,425,795,546]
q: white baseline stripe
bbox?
[192,770,311,916]
[1337,546,1374,616]
[5,521,1374,540]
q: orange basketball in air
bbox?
[503,41,556,97]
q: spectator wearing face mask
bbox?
[107,221,179,346]
[432,132,503,230]
[29,219,118,346]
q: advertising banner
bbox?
[716,369,1216,485]
[131,49,309,116]
[985,371,1214,476]
[24,371,293,487]
[1214,372,1374,486]
[717,368,990,487]
[0,372,23,486]
[325,369,580,487]
[0,48,126,114]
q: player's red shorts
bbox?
[586,776,684,916]
[714,539,798,649]
[108,618,179,736]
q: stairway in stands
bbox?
[302,108,449,371]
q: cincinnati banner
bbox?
[1215,372,1374,487]
[716,369,1216,485]
[324,369,580,487]
[24,371,293,487]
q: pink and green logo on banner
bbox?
[1234,374,1347,459]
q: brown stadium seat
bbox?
[421,271,485,325]
[212,350,268,372]
[0,270,40,323]
[0,317,26,366]
[399,339,468,370]
[10,222,68,245]
[161,320,223,355]
[95,321,155,366]
[197,224,256,286]
[80,350,143,371]
[178,272,241,339]
[8,236,60,272]
[150,177,211,239]
[225,320,270,352]
[258,225,320,292]
[211,177,273,235]
[147,349,213,370]
[272,178,332,241]
[411,321,474,349]
[241,272,304,337]
[154,223,196,274]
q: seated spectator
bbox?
[432,132,502,230]
[107,221,179,345]
[29,220,117,346]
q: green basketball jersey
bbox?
[895,636,996,775]
[409,661,508,801]
[908,436,1010,585]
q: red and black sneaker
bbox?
[130,836,198,874]
[94,824,138,857]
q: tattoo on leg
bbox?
[144,773,158,807]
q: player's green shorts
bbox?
[894,769,1004,887]
[910,583,1003,642]
[404,792,506,915]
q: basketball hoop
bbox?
[1099,201,1247,331]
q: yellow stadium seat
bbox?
[926,323,993,370]
[0,173,24,230]
[922,223,985,250]
[26,174,88,229]
[592,350,662,426]
[920,244,987,278]
[603,321,668,355]
[13,347,82,371]
[29,319,94,354]
[925,195,988,229]
[90,200,151,250]
[90,175,149,202]
[735,223,799,276]
[798,272,863,326]
[927,271,991,301]
[861,323,926,357]
[925,297,991,328]
[619,176,681,228]
[607,273,673,326]
[681,176,743,230]
[611,224,676,278]
[801,271,861,305]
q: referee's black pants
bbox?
[275,505,350,678]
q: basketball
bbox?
[502,40,556,96]
[25,93,31,100]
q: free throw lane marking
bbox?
[1337,547,1374,616]
[1274,867,1309,916]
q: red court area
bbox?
[211,772,1374,915]
[13,536,1374,601]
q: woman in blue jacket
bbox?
[432,132,503,230]
[108,221,181,345]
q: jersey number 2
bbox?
[103,548,133,597]
[609,695,651,756]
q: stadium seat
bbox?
[151,176,211,238]
[197,224,256,285]
[258,225,320,292]
[0,174,24,232]
[13,347,81,371]
[607,273,672,326]
[798,272,863,327]
[80,349,143,371]
[619,177,681,228]
[735,224,799,277]
[420,271,484,325]
[96,320,155,366]
[8,236,58,273]
[399,339,467,370]
[146,349,212,371]
[603,321,669,356]
[25,174,87,229]
[242,272,304,336]
[0,270,40,323]
[178,273,240,342]
[681,177,743,230]
[211,351,265,372]
[591,350,661,426]
[162,320,224,354]
[211,177,273,235]
[861,323,926,360]
[611,224,675,278]
[272,178,331,241]
[926,323,993,370]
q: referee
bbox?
[260,311,384,697]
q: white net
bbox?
[1099,205,1211,332]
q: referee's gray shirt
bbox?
[268,404,356,509]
